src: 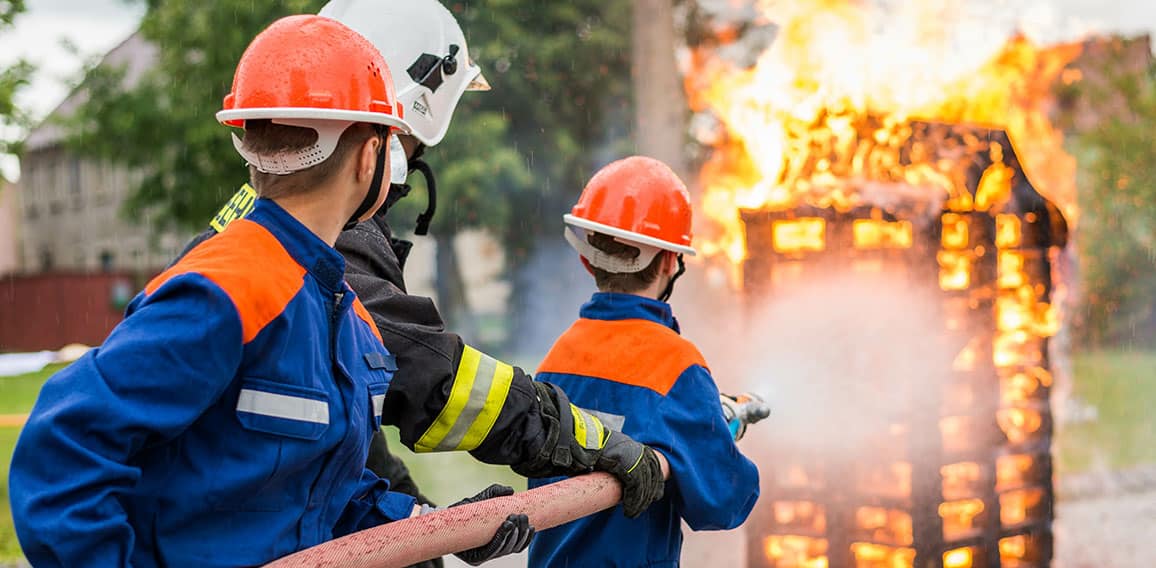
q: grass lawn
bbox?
[1057,350,1156,474]
[0,353,1151,561]
[0,363,60,564]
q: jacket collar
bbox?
[247,198,347,291]
[579,292,680,333]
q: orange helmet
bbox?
[564,156,696,273]
[217,15,412,174]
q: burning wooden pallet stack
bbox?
[682,1,1081,566]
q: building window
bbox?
[70,158,82,195]
[99,250,115,272]
[49,202,63,216]
[25,205,37,220]
[40,249,54,271]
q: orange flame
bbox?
[684,0,1081,270]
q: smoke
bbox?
[683,269,959,459]
[507,238,597,359]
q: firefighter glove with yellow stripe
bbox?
[513,382,665,518]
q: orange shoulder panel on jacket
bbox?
[145,219,306,343]
[536,318,708,396]
[351,297,383,343]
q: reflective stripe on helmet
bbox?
[415,345,515,453]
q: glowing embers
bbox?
[853,219,913,249]
[943,546,980,568]
[773,218,827,253]
[938,499,986,541]
[996,454,1045,492]
[999,533,1049,567]
[940,462,984,501]
[1000,488,1047,528]
[1001,368,1052,405]
[997,251,1027,289]
[941,213,970,250]
[996,405,1046,446]
[773,501,827,534]
[995,215,1023,248]
[854,507,913,546]
[938,251,972,291]
[764,535,829,568]
[849,542,915,568]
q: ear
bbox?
[661,251,678,276]
[356,134,382,183]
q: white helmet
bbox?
[320,0,490,147]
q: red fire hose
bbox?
[266,456,669,568]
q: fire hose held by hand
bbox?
[513,382,667,518]
[263,455,670,568]
[721,392,771,441]
[415,484,533,566]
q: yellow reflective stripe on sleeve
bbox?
[590,412,606,449]
[571,405,588,448]
[571,405,606,450]
[414,346,516,453]
[415,346,482,453]
[209,183,258,233]
[455,360,514,451]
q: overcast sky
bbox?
[1,0,1155,179]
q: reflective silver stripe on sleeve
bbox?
[578,410,603,450]
[236,389,329,424]
[433,353,499,451]
[372,394,386,419]
[586,409,625,432]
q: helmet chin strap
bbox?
[344,126,388,231]
[657,254,686,303]
[409,158,437,236]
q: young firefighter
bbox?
[9,16,531,567]
[181,0,668,526]
[528,156,761,567]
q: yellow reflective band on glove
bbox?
[416,345,515,453]
[210,183,258,233]
[570,404,606,451]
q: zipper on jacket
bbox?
[308,288,363,542]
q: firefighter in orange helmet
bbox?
[10,16,529,567]
[528,156,761,567]
[179,0,671,536]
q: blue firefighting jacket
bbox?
[528,293,760,567]
[9,199,416,568]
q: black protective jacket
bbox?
[337,213,547,465]
[183,187,548,468]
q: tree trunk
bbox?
[433,229,478,341]
[632,0,688,178]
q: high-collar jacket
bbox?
[10,199,414,567]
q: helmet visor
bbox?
[388,134,408,185]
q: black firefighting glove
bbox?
[513,382,666,518]
[596,429,665,518]
[433,484,534,566]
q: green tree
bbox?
[69,0,633,346]
[450,0,633,347]
[68,1,326,226]
[388,106,533,342]
[0,0,32,164]
[1072,62,1156,348]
